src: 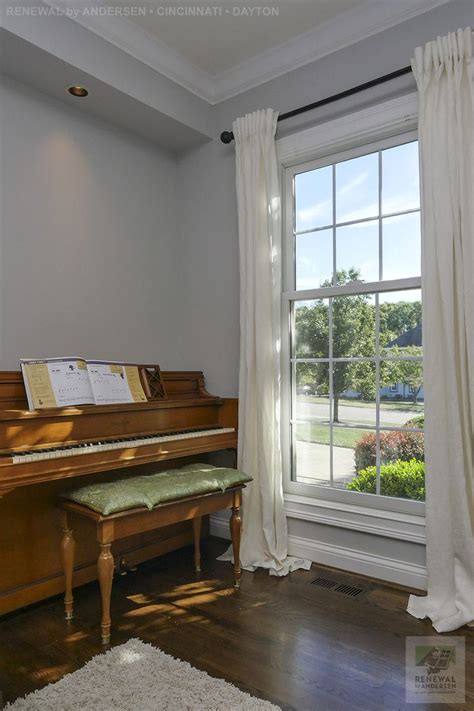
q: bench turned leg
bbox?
[97,521,115,645]
[61,513,75,620]
[192,516,202,572]
[230,498,242,588]
[98,542,114,645]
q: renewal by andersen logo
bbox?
[415,645,457,687]
[406,636,465,704]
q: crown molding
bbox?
[213,0,450,102]
[43,0,449,105]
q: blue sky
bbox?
[295,141,420,294]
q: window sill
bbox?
[284,492,426,545]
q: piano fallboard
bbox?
[0,399,227,452]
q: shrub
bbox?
[354,431,424,471]
[405,415,424,429]
[347,459,425,500]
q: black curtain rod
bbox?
[220,65,413,144]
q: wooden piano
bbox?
[0,368,238,615]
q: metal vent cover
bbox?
[310,576,367,599]
[311,576,338,589]
[333,583,365,598]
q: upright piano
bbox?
[0,368,238,614]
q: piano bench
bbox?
[59,464,252,645]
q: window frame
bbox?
[279,94,424,517]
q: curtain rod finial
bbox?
[220,130,234,144]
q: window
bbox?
[283,134,423,506]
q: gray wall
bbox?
[174,140,239,398]
[0,74,181,368]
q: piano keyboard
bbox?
[10,427,235,464]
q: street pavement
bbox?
[295,440,355,485]
[296,399,420,427]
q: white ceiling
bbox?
[105,0,367,75]
[48,0,450,102]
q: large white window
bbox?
[282,129,424,511]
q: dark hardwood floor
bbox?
[0,537,472,710]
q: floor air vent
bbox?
[310,577,367,599]
[333,583,365,598]
[310,577,338,590]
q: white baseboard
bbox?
[210,515,230,540]
[210,514,427,590]
[288,534,426,590]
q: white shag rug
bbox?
[6,638,279,711]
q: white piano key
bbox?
[10,428,235,464]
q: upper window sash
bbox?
[277,93,418,168]
[283,130,419,295]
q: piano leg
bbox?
[192,516,202,572]
[230,491,242,588]
[97,521,115,646]
[60,512,75,621]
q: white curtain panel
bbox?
[407,27,474,632]
[223,109,310,576]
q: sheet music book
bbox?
[86,361,148,406]
[20,358,147,410]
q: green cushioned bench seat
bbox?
[60,463,248,643]
[65,463,252,516]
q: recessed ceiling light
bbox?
[68,85,89,98]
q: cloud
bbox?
[297,199,332,229]
[337,170,370,196]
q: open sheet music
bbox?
[20,358,147,410]
[86,361,147,405]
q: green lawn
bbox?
[297,422,371,449]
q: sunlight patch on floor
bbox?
[169,587,236,610]
[65,630,90,642]
[126,593,156,605]
[159,580,220,598]
[31,662,71,683]
[123,602,176,617]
